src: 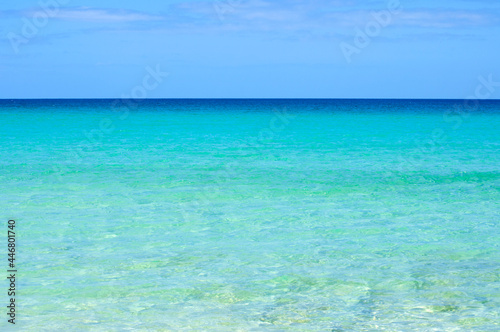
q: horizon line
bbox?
[1,98,500,101]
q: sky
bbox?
[1,0,500,98]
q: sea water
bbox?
[0,99,499,331]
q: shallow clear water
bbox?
[1,99,499,331]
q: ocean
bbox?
[1,99,499,331]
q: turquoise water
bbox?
[1,99,499,331]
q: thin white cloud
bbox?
[396,11,492,28]
[166,0,499,31]
[3,2,498,41]
[38,7,162,22]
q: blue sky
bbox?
[1,0,500,98]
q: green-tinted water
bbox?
[1,99,499,331]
